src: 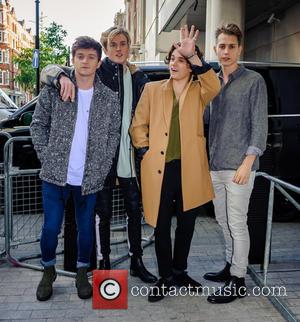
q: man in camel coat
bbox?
[130,25,220,302]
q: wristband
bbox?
[185,52,197,60]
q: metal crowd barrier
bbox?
[1,136,154,276]
[0,164,5,257]
[0,131,12,258]
[248,171,300,322]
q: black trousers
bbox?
[95,177,143,258]
[155,160,198,278]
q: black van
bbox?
[0,62,299,262]
[0,61,299,201]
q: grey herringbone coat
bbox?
[30,72,120,195]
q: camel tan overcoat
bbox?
[130,68,220,227]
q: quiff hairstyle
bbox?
[71,36,102,60]
[100,26,131,51]
[215,23,243,46]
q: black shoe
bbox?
[75,267,92,299]
[173,272,202,292]
[130,256,158,283]
[36,266,57,301]
[148,277,174,302]
[99,258,111,270]
[207,276,247,304]
[203,262,231,282]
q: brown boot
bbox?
[75,267,92,299]
[36,266,57,301]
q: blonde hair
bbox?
[100,26,131,50]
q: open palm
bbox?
[175,25,199,57]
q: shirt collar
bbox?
[218,64,245,82]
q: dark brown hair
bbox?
[215,23,243,46]
[71,36,102,60]
[164,44,203,68]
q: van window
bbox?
[269,68,300,115]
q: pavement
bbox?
[0,215,299,322]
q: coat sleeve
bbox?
[40,64,72,88]
[130,83,151,148]
[246,76,268,156]
[196,68,221,107]
[30,86,53,163]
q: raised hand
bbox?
[174,24,199,58]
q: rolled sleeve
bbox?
[246,145,263,156]
[249,76,268,154]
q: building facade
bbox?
[124,0,180,62]
[124,0,300,63]
[0,0,34,105]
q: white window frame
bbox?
[5,49,9,63]
[3,31,8,43]
[4,70,9,85]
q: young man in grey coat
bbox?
[39,27,157,284]
[31,36,120,301]
[203,24,268,303]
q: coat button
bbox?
[165,132,168,136]
[158,170,161,174]
[160,151,164,155]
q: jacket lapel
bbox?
[179,79,192,114]
[162,79,173,130]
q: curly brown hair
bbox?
[164,44,203,69]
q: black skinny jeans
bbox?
[155,160,198,278]
[95,177,143,258]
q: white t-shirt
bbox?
[67,87,94,186]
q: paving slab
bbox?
[0,216,299,321]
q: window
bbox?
[0,70,3,85]
[0,51,2,63]
[3,70,9,85]
[5,49,9,63]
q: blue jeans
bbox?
[40,181,96,268]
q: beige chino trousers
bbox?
[210,170,256,278]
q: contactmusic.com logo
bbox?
[93,270,128,309]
